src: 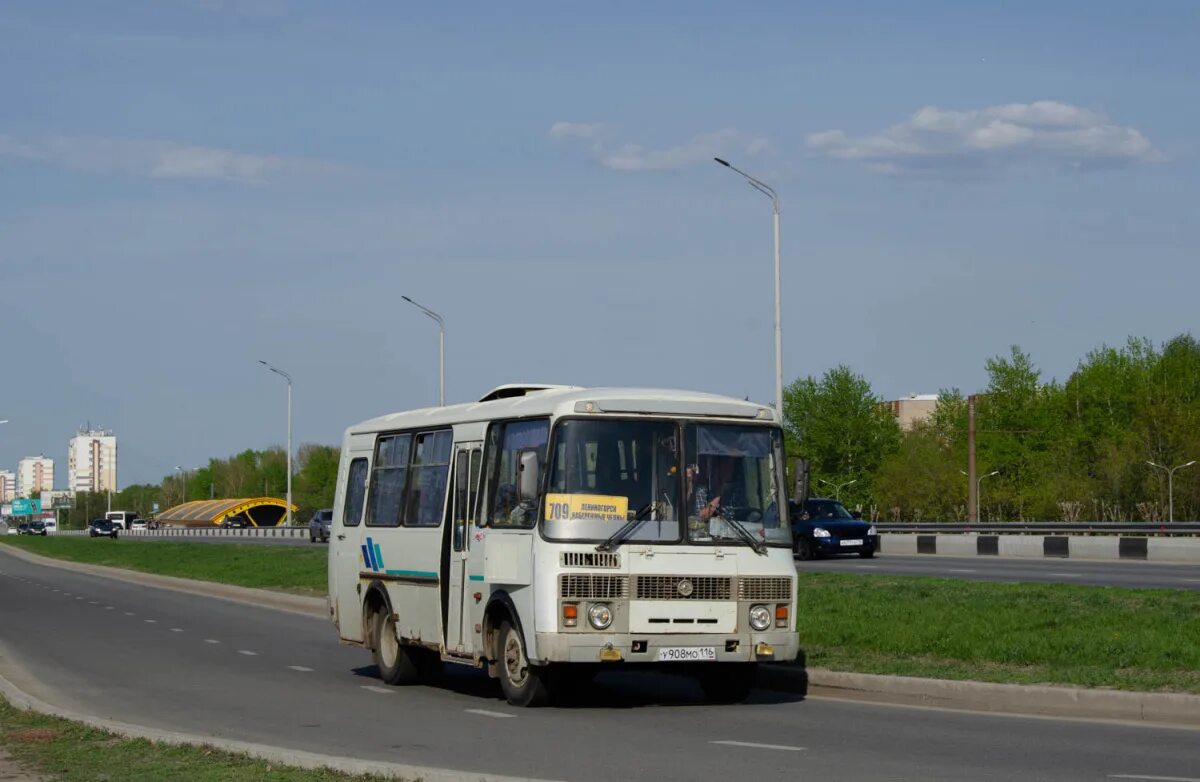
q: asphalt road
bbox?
[1,547,1197,782]
[134,534,1200,590]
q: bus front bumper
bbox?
[533,631,799,665]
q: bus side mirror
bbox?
[517,450,540,502]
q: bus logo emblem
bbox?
[676,579,694,597]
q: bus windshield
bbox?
[544,419,681,544]
[542,418,790,548]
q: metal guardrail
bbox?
[876,522,1200,537]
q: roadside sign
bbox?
[11,498,41,516]
[152,502,160,513]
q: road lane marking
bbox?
[88,601,98,604]
[203,639,221,644]
[144,619,157,623]
[237,650,258,656]
[1108,775,1200,781]
[465,708,516,719]
[710,740,806,752]
[361,685,393,695]
[1048,573,1082,578]
[170,628,184,633]
[948,569,977,573]
[287,666,314,672]
[105,606,115,610]
[124,612,135,616]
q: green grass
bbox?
[0,537,327,597]
[796,572,1200,693]
[0,697,399,781]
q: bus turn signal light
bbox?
[563,604,578,627]
[775,605,789,628]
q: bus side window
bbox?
[487,419,549,529]
[342,458,368,527]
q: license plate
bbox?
[839,539,863,547]
[657,646,717,662]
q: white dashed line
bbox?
[1049,573,1082,578]
[287,665,314,672]
[124,612,135,616]
[75,596,83,600]
[948,568,977,573]
[710,740,806,752]
[170,628,184,633]
[144,619,157,624]
[465,708,516,719]
[88,601,98,605]
[105,606,115,610]
[237,650,258,656]
[360,685,393,695]
[203,639,220,644]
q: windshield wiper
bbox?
[712,507,768,556]
[596,502,658,552]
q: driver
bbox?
[687,456,744,537]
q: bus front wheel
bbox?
[497,619,554,707]
[372,609,423,685]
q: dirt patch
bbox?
[0,746,43,781]
[7,730,59,745]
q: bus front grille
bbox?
[737,577,793,601]
[560,574,629,600]
[561,551,620,569]
[634,576,732,601]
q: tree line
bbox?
[783,334,1200,522]
[56,444,339,528]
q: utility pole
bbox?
[967,394,978,523]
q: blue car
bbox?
[789,498,878,560]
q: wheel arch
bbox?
[360,580,393,650]
[482,590,532,668]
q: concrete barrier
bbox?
[879,533,1200,563]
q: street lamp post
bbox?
[174,466,186,506]
[1146,460,1196,522]
[401,295,445,407]
[714,157,783,415]
[961,469,999,522]
[258,361,293,527]
[818,478,857,503]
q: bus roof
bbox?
[347,386,777,435]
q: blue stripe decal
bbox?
[360,544,374,570]
[373,542,385,570]
[384,569,439,579]
[468,574,485,582]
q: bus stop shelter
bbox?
[154,497,298,528]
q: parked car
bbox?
[308,509,333,543]
[790,497,878,560]
[4,524,16,535]
[88,519,120,539]
[16,523,30,535]
[26,520,47,536]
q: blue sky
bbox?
[2,1,1197,487]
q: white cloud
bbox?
[807,101,1161,175]
[0,134,339,185]
[551,123,768,172]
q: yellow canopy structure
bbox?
[153,497,298,528]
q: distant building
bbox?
[17,456,54,497]
[0,470,15,502]
[68,427,118,493]
[884,394,940,431]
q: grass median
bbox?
[796,571,1200,693]
[0,697,399,781]
[0,536,327,597]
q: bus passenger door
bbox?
[445,442,481,653]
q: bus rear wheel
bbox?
[497,619,554,707]
[372,609,424,685]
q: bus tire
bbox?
[497,619,553,707]
[698,663,757,704]
[372,609,422,685]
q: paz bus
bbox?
[328,384,799,706]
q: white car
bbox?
[130,519,148,530]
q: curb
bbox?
[0,664,553,782]
[6,543,1198,730]
[879,533,1200,563]
[758,664,1200,729]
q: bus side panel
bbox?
[374,528,443,643]
[327,437,352,626]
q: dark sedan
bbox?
[88,519,119,539]
[790,498,878,560]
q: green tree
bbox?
[782,365,901,509]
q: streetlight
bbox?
[1146,460,1196,523]
[401,295,445,407]
[818,478,857,503]
[174,466,187,506]
[961,469,999,522]
[714,157,783,415]
[258,360,293,527]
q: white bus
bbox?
[328,385,798,706]
[105,511,140,530]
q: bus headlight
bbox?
[749,605,772,632]
[588,603,613,630]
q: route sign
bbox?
[11,498,41,516]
